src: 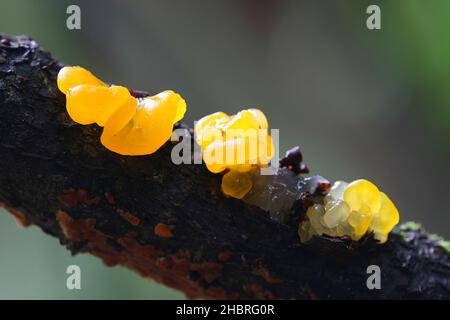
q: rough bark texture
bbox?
[1,34,449,299]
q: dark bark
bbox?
[0,34,449,299]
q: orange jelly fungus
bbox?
[57,66,186,155]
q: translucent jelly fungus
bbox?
[195,109,274,199]
[57,66,186,155]
[298,179,400,243]
[243,167,329,223]
[221,169,254,199]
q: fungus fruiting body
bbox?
[299,179,400,243]
[58,66,400,245]
[195,110,400,244]
[195,109,274,199]
[57,66,186,155]
[243,167,329,223]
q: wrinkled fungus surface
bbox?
[299,179,400,243]
[195,109,274,199]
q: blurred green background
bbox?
[1,0,449,299]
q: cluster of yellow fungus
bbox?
[57,66,186,155]
[299,179,400,243]
[57,66,400,245]
[194,109,274,199]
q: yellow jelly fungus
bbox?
[248,108,268,129]
[348,210,372,239]
[101,90,186,156]
[58,66,186,156]
[221,170,253,199]
[344,179,381,214]
[195,112,229,143]
[371,192,400,241]
[57,66,106,95]
[195,109,274,199]
[222,110,260,132]
[66,85,136,127]
[299,179,400,244]
[202,140,227,173]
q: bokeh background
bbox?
[1,0,449,299]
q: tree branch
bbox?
[1,34,449,299]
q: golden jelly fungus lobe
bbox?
[222,110,259,132]
[195,111,229,146]
[195,109,274,199]
[101,90,186,156]
[248,108,268,129]
[344,179,381,214]
[298,179,399,244]
[66,85,136,126]
[371,192,400,242]
[221,170,253,199]
[195,109,274,171]
[57,66,105,95]
[57,66,186,155]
